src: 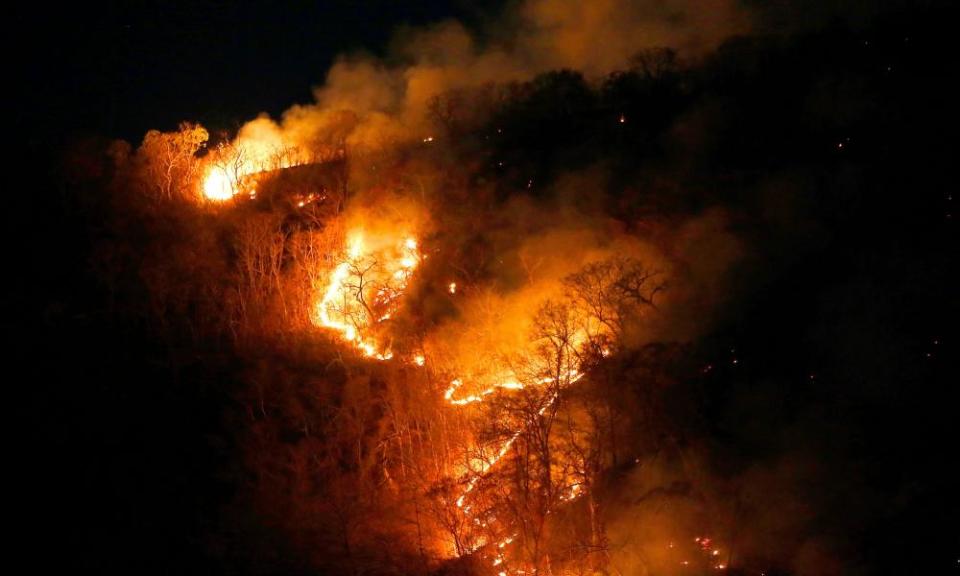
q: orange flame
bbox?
[200,134,310,201]
[202,167,236,201]
[314,231,418,360]
[314,228,590,568]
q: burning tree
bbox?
[429,257,665,574]
[203,141,249,201]
[315,233,420,360]
[564,256,664,349]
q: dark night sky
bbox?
[15,0,927,147]
[22,1,499,142]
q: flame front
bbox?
[315,232,418,360]
[201,134,311,201]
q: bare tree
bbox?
[629,47,678,80]
[564,256,664,349]
[135,122,209,201]
[234,214,286,336]
[208,141,248,196]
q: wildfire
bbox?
[443,377,524,406]
[200,136,310,201]
[203,167,236,201]
[313,227,592,570]
[314,231,419,360]
[443,370,581,406]
[451,373,581,492]
[450,370,585,567]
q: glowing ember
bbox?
[560,483,583,502]
[448,282,457,294]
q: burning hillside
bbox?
[38,2,957,575]
[122,107,710,572]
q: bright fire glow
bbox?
[203,167,235,201]
[315,232,419,360]
[443,370,580,406]
[201,136,310,201]
[314,229,591,566]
